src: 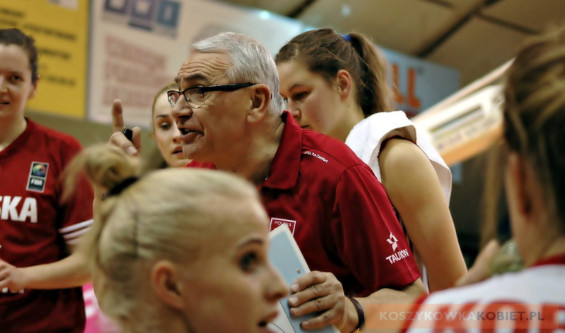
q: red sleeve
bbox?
[333,164,420,294]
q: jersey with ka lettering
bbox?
[0,119,94,333]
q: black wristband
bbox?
[347,296,365,332]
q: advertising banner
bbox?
[88,0,303,128]
[382,47,459,117]
[0,0,89,117]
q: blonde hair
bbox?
[64,144,259,331]
[503,24,565,232]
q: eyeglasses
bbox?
[167,82,256,109]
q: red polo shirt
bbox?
[190,112,419,296]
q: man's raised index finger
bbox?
[111,99,125,133]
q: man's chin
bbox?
[182,146,211,164]
[181,145,197,158]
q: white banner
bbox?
[88,0,304,128]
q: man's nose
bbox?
[0,77,7,92]
[171,101,193,125]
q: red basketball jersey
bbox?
[0,119,94,332]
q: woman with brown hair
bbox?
[276,27,466,292]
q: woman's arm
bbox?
[0,248,90,291]
[379,138,467,291]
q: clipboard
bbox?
[268,224,339,333]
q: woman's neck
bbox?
[534,235,565,264]
[523,219,565,266]
[0,116,26,151]
[331,103,365,142]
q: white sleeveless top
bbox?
[345,111,452,203]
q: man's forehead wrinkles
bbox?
[178,61,212,81]
[179,52,231,77]
[178,60,230,85]
[177,72,209,84]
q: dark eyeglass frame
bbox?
[167,82,256,107]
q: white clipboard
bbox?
[268,224,339,333]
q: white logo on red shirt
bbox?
[27,161,49,192]
[385,232,410,264]
[0,196,38,223]
[386,249,410,264]
[269,218,296,235]
[387,232,398,251]
[303,151,328,163]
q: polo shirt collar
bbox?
[262,111,301,190]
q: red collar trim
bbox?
[187,161,215,169]
[531,253,565,267]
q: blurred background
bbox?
[216,0,565,86]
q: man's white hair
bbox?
[193,32,284,116]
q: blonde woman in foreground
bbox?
[66,144,287,332]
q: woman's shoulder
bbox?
[28,119,83,151]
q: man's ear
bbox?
[336,70,352,99]
[247,84,271,122]
[151,261,185,310]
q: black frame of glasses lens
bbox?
[167,82,256,106]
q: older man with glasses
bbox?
[110,32,424,333]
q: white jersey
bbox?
[345,111,452,203]
[402,256,565,332]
